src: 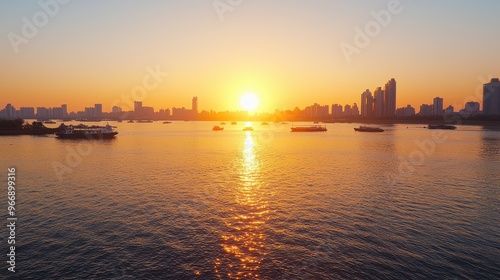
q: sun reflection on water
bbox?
[215,132,269,279]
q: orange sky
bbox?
[1,1,499,113]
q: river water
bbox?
[1,121,499,279]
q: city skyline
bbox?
[1,1,500,112]
[2,76,498,120]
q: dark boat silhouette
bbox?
[291,125,327,132]
[428,124,457,130]
[354,126,384,132]
[213,125,224,131]
[55,123,118,139]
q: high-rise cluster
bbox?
[360,78,396,118]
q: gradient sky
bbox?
[1,0,499,113]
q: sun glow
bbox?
[240,93,259,112]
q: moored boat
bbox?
[354,126,384,132]
[428,124,457,130]
[55,123,118,139]
[291,125,327,132]
[243,127,254,131]
[213,125,224,131]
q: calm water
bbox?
[1,121,499,279]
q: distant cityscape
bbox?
[1,78,499,122]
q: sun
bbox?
[240,93,259,111]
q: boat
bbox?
[74,123,88,129]
[231,122,237,125]
[213,125,224,131]
[220,122,226,125]
[428,124,457,130]
[55,123,118,139]
[261,122,269,125]
[162,121,172,124]
[117,120,123,123]
[137,120,153,123]
[291,125,327,132]
[43,120,56,124]
[354,126,384,132]
[243,127,254,131]
[127,120,134,123]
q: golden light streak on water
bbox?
[216,132,269,279]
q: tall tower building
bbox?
[95,104,103,118]
[361,89,373,117]
[483,78,500,115]
[5,104,15,119]
[192,96,198,116]
[61,104,68,117]
[134,101,143,116]
[384,78,396,116]
[432,97,443,116]
[374,87,384,118]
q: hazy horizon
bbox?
[1,0,500,113]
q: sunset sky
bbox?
[1,0,499,113]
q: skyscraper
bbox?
[483,78,500,115]
[192,96,198,118]
[360,89,373,117]
[384,78,396,116]
[432,97,443,116]
[61,104,68,117]
[5,104,15,119]
[95,104,103,119]
[134,101,143,116]
[374,87,384,118]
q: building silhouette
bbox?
[361,89,373,117]
[433,97,443,116]
[374,87,384,118]
[463,101,480,115]
[396,105,416,117]
[384,78,397,116]
[95,104,103,118]
[419,104,432,116]
[483,78,500,115]
[331,104,343,118]
[134,101,143,115]
[192,96,198,118]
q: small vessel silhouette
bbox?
[428,124,457,130]
[354,126,384,132]
[213,125,224,131]
[291,125,327,132]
